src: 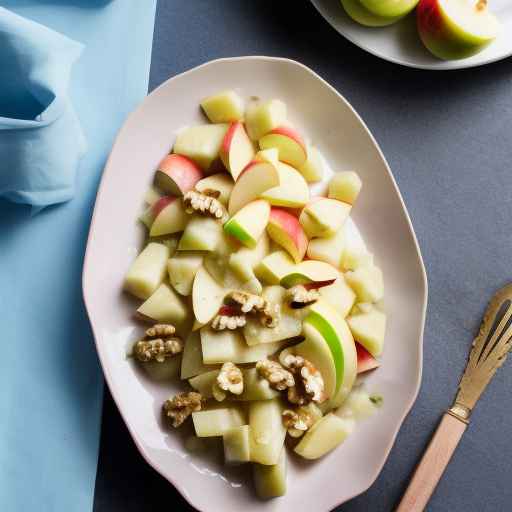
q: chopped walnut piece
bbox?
[216,362,243,395]
[133,324,183,363]
[256,359,295,391]
[211,313,246,331]
[163,391,203,428]
[282,354,326,405]
[282,405,317,438]
[286,285,320,309]
[226,291,280,328]
[183,190,228,221]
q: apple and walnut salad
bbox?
[123,91,386,499]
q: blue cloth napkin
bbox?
[0,2,156,511]
[0,7,87,207]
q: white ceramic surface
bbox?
[311,0,512,70]
[83,57,427,511]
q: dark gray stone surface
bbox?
[93,1,512,510]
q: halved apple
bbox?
[245,99,287,141]
[167,252,204,296]
[124,242,170,299]
[360,0,419,18]
[229,232,269,282]
[347,303,386,357]
[154,154,203,196]
[307,226,346,268]
[299,198,351,238]
[195,173,234,206]
[192,267,227,324]
[200,90,244,123]
[319,273,356,318]
[259,126,307,168]
[266,207,308,263]
[173,124,228,170]
[341,0,406,26]
[149,197,188,237]
[260,162,309,208]
[224,200,270,249]
[345,264,384,302]
[297,145,324,182]
[228,161,279,215]
[219,122,255,181]
[280,260,338,289]
[356,343,380,373]
[178,215,224,252]
[328,171,362,205]
[255,250,295,285]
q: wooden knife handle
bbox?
[396,413,467,512]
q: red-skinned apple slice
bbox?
[266,207,308,263]
[259,126,307,168]
[149,197,188,237]
[154,154,203,196]
[356,343,380,373]
[219,122,255,181]
[228,161,279,215]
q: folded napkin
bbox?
[0,7,86,207]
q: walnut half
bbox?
[226,291,280,328]
[213,362,244,401]
[282,354,326,405]
[133,324,183,363]
[286,285,320,309]
[163,391,203,428]
[256,359,295,391]
[282,403,322,438]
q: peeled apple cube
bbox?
[307,227,346,269]
[136,283,189,327]
[255,250,295,285]
[178,215,224,252]
[253,449,287,499]
[200,90,244,123]
[124,242,170,300]
[342,247,374,271]
[141,356,181,382]
[328,171,362,205]
[297,145,324,182]
[180,331,218,379]
[235,368,280,401]
[167,252,204,296]
[188,369,219,399]
[229,232,270,283]
[347,303,386,357]
[192,406,246,437]
[319,274,356,318]
[345,264,384,303]
[223,425,251,464]
[249,400,286,465]
[245,99,287,141]
[294,413,355,460]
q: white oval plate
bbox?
[83,57,427,511]
[311,0,512,70]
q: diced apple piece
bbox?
[154,154,203,196]
[189,369,219,398]
[356,343,380,373]
[201,327,286,364]
[178,215,224,252]
[261,162,309,208]
[167,252,204,296]
[245,99,287,141]
[345,264,384,302]
[195,173,234,206]
[124,242,170,299]
[235,368,280,401]
[243,286,303,346]
[337,388,378,421]
[200,90,244,123]
[253,449,287,499]
[266,207,308,263]
[149,197,188,237]
[307,227,346,268]
[347,303,386,357]
[181,331,218,379]
[297,146,324,182]
[294,413,355,460]
[173,124,228,170]
[341,247,374,271]
[136,282,189,328]
[141,356,181,382]
[192,267,227,324]
[319,274,356,318]
[328,171,362,205]
[249,400,286,465]
[254,148,279,166]
[147,236,179,257]
[224,200,270,249]
[229,232,269,282]
[299,198,351,238]
[259,126,307,168]
[219,122,255,181]
[139,205,156,229]
[255,250,295,285]
[280,260,339,289]
[223,425,251,464]
[228,161,279,215]
[192,406,246,437]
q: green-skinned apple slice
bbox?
[223,425,251,464]
[280,260,339,289]
[224,200,270,248]
[259,126,307,168]
[200,90,244,123]
[347,303,386,357]
[173,124,228,170]
[299,198,351,238]
[195,173,234,206]
[328,171,362,205]
[260,162,309,208]
[245,99,287,141]
[178,215,224,252]
[253,449,287,499]
[154,154,203,196]
[167,252,204,296]
[228,161,279,215]
[149,197,188,237]
[219,122,255,181]
[124,242,170,299]
[266,207,308,263]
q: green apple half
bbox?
[224,199,270,248]
[360,0,419,18]
[341,0,408,27]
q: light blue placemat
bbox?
[0,1,156,511]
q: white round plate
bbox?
[311,0,512,70]
[83,57,427,511]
